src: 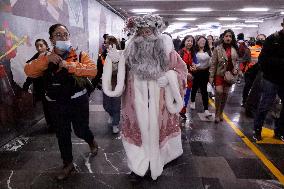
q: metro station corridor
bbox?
[1,0,284,188]
[0,83,283,189]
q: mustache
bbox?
[134,35,158,43]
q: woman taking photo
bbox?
[25,23,98,180]
[209,29,239,123]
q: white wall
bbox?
[88,0,124,61]
[220,16,284,39]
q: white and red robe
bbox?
[102,35,187,180]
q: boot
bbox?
[128,172,143,182]
[56,162,75,180]
[179,106,187,120]
[214,93,222,123]
[89,139,98,155]
[220,93,228,119]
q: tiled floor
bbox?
[0,82,283,189]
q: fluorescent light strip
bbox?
[183,8,212,12]
[176,18,197,21]
[218,17,238,21]
[172,27,199,36]
[244,25,258,28]
[240,8,268,12]
[232,27,243,30]
[245,20,264,23]
[131,9,157,13]
[222,24,258,28]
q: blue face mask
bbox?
[55,40,72,52]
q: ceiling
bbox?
[99,0,284,37]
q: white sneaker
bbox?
[204,110,212,118]
[112,125,119,134]
[108,117,112,124]
[190,102,195,109]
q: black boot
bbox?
[56,162,76,180]
[128,172,143,182]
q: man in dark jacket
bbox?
[253,19,284,141]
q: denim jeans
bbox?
[103,93,121,126]
[254,78,284,135]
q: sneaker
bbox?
[190,102,195,110]
[112,125,119,134]
[253,131,262,141]
[214,117,220,124]
[56,163,76,180]
[274,132,284,142]
[204,110,212,118]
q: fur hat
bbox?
[124,14,166,36]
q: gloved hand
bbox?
[107,44,120,62]
[157,75,169,87]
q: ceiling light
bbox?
[232,27,243,30]
[176,18,197,21]
[281,12,284,15]
[244,25,258,28]
[131,9,157,13]
[183,8,212,12]
[245,20,264,23]
[218,17,238,21]
[240,8,269,12]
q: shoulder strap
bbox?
[75,50,82,63]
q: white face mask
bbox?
[55,40,72,51]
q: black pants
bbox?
[41,96,53,128]
[191,69,209,110]
[242,74,255,104]
[48,94,94,163]
[245,72,263,115]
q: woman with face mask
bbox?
[209,29,239,123]
[190,36,212,117]
[24,24,98,180]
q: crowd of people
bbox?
[22,15,284,182]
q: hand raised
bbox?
[47,53,62,65]
[107,44,120,62]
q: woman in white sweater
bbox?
[190,36,212,117]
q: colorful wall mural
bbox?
[0,0,124,146]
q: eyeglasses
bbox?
[53,32,70,39]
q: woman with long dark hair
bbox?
[178,35,196,119]
[23,39,54,131]
[209,29,239,123]
[190,36,212,117]
[103,35,122,134]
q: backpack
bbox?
[43,51,94,101]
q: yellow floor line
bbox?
[209,99,284,185]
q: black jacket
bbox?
[258,31,284,86]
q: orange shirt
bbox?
[24,48,97,78]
